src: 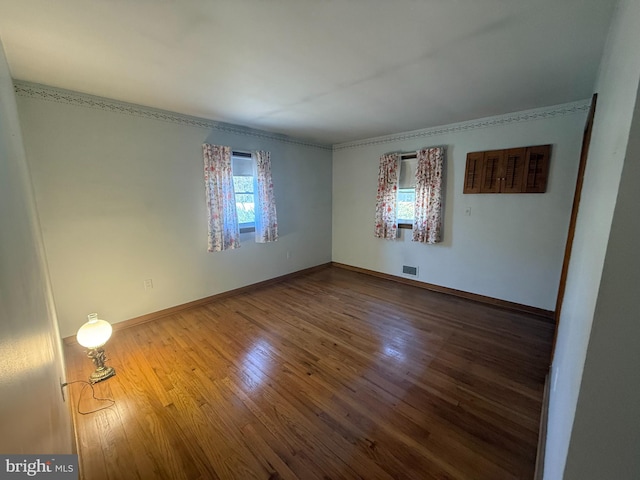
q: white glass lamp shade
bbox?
[77,313,113,348]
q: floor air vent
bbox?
[402,265,418,276]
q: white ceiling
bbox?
[0,0,617,145]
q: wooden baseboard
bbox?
[331,262,555,321]
[64,260,553,346]
[534,374,551,480]
[63,263,332,345]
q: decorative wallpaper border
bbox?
[14,80,591,151]
[13,81,332,151]
[333,99,592,151]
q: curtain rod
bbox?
[232,150,252,158]
[397,145,447,159]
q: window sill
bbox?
[239,226,255,234]
[398,223,413,229]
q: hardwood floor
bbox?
[64,266,554,480]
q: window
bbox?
[374,147,444,242]
[397,155,417,228]
[397,188,415,224]
[203,144,278,251]
[231,151,255,233]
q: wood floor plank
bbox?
[65,266,553,479]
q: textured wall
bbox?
[0,41,72,453]
[565,76,640,480]
[16,85,333,338]
[546,0,640,477]
[332,103,585,310]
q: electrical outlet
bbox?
[144,278,153,290]
[286,251,291,259]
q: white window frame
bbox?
[397,155,417,227]
[232,151,256,233]
[397,187,416,225]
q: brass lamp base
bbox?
[89,366,116,384]
[86,347,116,384]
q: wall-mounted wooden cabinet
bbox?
[463,144,551,194]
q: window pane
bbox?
[236,193,255,224]
[233,175,255,225]
[397,188,415,222]
[233,175,254,193]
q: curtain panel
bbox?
[412,147,444,244]
[374,153,400,240]
[203,144,240,252]
[253,150,278,243]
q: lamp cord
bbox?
[62,380,116,415]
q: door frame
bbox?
[551,93,598,362]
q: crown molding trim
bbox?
[333,99,592,151]
[14,80,591,152]
[13,81,332,151]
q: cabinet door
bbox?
[463,152,484,194]
[502,148,527,193]
[524,145,551,193]
[480,150,504,193]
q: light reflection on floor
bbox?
[240,338,273,391]
[382,342,407,363]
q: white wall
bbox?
[0,41,72,452]
[564,73,640,480]
[545,0,640,477]
[333,104,586,310]
[16,85,333,338]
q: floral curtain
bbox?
[412,147,444,244]
[203,144,240,252]
[253,150,278,243]
[374,153,400,239]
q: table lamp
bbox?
[76,313,116,383]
